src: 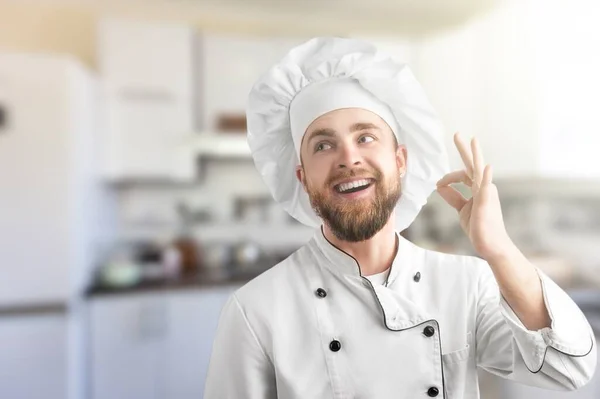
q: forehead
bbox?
[305,108,387,134]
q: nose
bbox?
[337,142,362,169]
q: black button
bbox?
[427,387,439,397]
[316,288,327,298]
[423,326,435,337]
[413,272,421,282]
[329,340,341,352]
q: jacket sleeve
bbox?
[474,259,597,390]
[204,293,277,398]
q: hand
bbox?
[436,133,514,262]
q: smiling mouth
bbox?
[334,179,374,194]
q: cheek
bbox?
[372,153,398,174]
[303,166,327,190]
[304,157,331,184]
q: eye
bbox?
[315,142,332,152]
[358,135,375,144]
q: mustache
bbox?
[325,168,382,186]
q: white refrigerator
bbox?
[0,51,116,399]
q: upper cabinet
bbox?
[97,20,311,181]
[199,34,309,131]
[97,18,197,181]
[97,11,600,182]
[200,34,413,131]
[175,34,311,179]
[98,18,195,97]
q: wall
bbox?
[3,1,599,270]
[0,4,97,66]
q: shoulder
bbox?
[217,245,314,347]
[235,252,297,300]
[230,243,314,313]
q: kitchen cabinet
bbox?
[89,285,240,399]
[98,18,195,98]
[97,18,196,180]
[200,34,413,131]
[164,288,239,398]
[0,312,68,399]
[102,92,194,180]
[171,34,311,180]
[200,34,309,131]
[89,293,167,399]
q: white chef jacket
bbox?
[204,228,597,398]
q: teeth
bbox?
[337,179,371,193]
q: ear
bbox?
[295,164,306,187]
[396,144,408,174]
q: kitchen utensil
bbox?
[233,241,261,268]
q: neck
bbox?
[322,213,398,276]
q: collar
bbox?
[309,226,417,285]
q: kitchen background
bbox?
[1,0,599,398]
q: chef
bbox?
[203,37,596,398]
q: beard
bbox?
[305,167,402,242]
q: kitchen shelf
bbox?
[181,132,251,158]
[171,132,253,180]
[121,222,315,248]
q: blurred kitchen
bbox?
[1,0,600,398]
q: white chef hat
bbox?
[246,37,450,231]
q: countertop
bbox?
[85,267,600,321]
[0,302,68,317]
[85,267,267,298]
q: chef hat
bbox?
[246,37,450,231]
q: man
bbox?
[204,37,596,398]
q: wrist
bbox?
[483,239,520,266]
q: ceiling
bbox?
[10,0,508,35]
[167,0,506,34]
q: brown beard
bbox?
[306,168,401,242]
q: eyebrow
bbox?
[305,128,336,145]
[349,122,381,132]
[305,122,381,145]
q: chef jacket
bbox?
[204,228,597,398]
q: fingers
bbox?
[436,164,494,198]
[453,133,474,179]
[436,170,473,187]
[436,185,468,212]
[483,164,493,186]
[471,137,485,191]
